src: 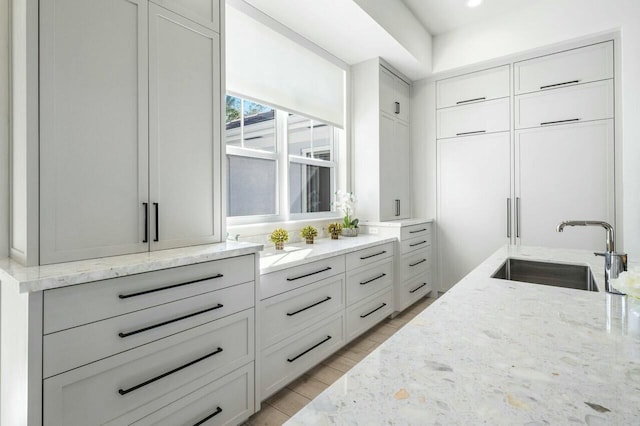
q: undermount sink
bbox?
[491,258,598,292]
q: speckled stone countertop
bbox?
[359,218,434,228]
[0,241,263,293]
[287,245,640,425]
[260,235,397,275]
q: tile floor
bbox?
[244,294,438,426]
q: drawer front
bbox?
[515,79,614,129]
[436,65,509,109]
[346,259,393,305]
[44,254,255,334]
[261,313,344,399]
[43,310,254,426]
[260,255,345,300]
[400,235,431,255]
[151,0,219,32]
[514,41,613,95]
[346,288,393,341]
[261,275,345,349]
[437,97,510,139]
[397,273,433,313]
[401,248,431,280]
[400,223,431,241]
[130,364,254,426]
[345,242,394,270]
[44,281,254,378]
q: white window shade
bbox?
[226,5,346,129]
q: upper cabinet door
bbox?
[514,41,613,95]
[395,78,410,123]
[379,113,410,221]
[436,65,509,109]
[40,0,150,264]
[150,0,219,31]
[437,97,510,139]
[379,66,396,117]
[149,4,221,251]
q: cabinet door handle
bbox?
[516,197,521,238]
[153,202,159,242]
[286,297,332,316]
[142,202,149,243]
[409,240,427,248]
[118,274,224,299]
[456,130,486,136]
[287,336,332,362]
[395,101,400,114]
[194,407,222,426]
[360,303,387,318]
[118,303,224,338]
[507,198,512,238]
[118,347,223,395]
[456,97,486,105]
[395,199,400,216]
[409,228,427,234]
[540,118,580,126]
[286,267,332,281]
[409,259,427,267]
[360,273,386,285]
[360,250,386,260]
[540,80,580,90]
[409,282,427,294]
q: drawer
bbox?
[515,79,614,129]
[437,97,510,139]
[43,310,254,426]
[436,65,509,109]
[346,288,393,341]
[261,275,345,349]
[151,0,220,32]
[401,248,431,280]
[397,273,432,313]
[260,255,345,300]
[400,223,431,241]
[346,259,393,305]
[514,41,613,95]
[261,313,344,399]
[400,235,431,255]
[345,242,394,270]
[129,364,254,426]
[44,254,255,334]
[44,281,254,378]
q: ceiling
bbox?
[401,0,530,35]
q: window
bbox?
[226,95,341,224]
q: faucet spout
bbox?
[556,220,615,252]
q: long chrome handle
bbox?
[540,80,580,90]
[395,101,400,114]
[507,198,511,238]
[516,197,521,238]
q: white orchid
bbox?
[333,190,359,229]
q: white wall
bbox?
[430,0,640,258]
[0,0,8,259]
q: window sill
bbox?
[227,215,342,240]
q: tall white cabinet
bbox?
[353,58,411,222]
[39,0,222,264]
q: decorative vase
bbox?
[275,242,284,250]
[330,233,339,240]
[305,238,314,244]
[342,228,358,237]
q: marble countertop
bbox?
[288,245,640,424]
[0,241,263,293]
[260,235,397,275]
[359,218,434,228]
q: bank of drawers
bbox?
[42,254,256,426]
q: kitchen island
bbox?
[287,245,640,424]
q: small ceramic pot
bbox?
[305,238,314,244]
[275,242,284,250]
[341,228,358,237]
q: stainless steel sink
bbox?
[491,258,598,292]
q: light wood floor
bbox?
[244,295,437,426]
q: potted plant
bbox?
[334,190,359,237]
[300,225,318,244]
[270,228,289,250]
[328,223,342,240]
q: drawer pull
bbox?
[409,283,428,294]
[409,228,427,234]
[409,240,427,248]
[360,273,387,286]
[118,347,223,395]
[118,303,224,338]
[286,297,332,317]
[456,97,486,105]
[117,274,224,299]
[194,406,222,426]
[360,250,387,260]
[540,118,581,126]
[409,259,427,267]
[360,303,387,318]
[142,202,149,243]
[540,79,580,90]
[286,267,332,281]
[287,336,332,363]
[456,130,486,136]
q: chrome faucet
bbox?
[556,221,627,294]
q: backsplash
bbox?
[227,219,341,248]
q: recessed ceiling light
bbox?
[467,0,483,7]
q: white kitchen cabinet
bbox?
[437,132,511,291]
[514,41,613,95]
[515,120,614,250]
[151,0,220,31]
[353,58,411,222]
[436,65,510,109]
[436,97,510,139]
